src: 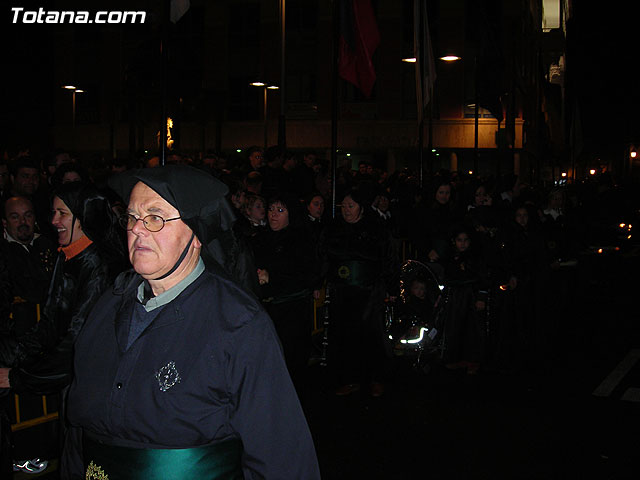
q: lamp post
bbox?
[63,85,84,146]
[250,82,279,150]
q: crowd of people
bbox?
[0,145,636,477]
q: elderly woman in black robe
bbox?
[319,187,398,397]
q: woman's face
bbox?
[454,232,470,252]
[515,207,529,227]
[474,186,488,206]
[62,171,82,183]
[51,196,85,246]
[307,195,325,219]
[341,195,362,224]
[246,199,265,223]
[268,202,289,231]
[435,184,451,205]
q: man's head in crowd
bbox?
[11,157,40,196]
[247,146,264,170]
[3,196,36,245]
[282,152,297,172]
[303,152,316,168]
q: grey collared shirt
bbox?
[136,257,205,312]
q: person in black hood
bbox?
[319,187,398,397]
[250,192,320,401]
[66,165,320,479]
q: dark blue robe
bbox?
[67,268,320,479]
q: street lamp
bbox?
[249,82,279,150]
[62,85,84,129]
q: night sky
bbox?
[2,1,639,160]
[567,4,640,154]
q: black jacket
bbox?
[3,243,126,394]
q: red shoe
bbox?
[335,383,360,396]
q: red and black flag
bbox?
[338,0,381,98]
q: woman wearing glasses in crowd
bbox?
[250,193,319,403]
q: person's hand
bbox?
[257,269,269,285]
[475,300,486,312]
[0,368,11,388]
[428,249,439,262]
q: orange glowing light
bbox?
[597,248,603,254]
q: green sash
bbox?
[83,435,243,479]
[331,260,379,287]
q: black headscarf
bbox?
[53,181,126,260]
[110,165,259,296]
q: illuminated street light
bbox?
[402,57,417,63]
[589,169,596,175]
[250,82,279,149]
[440,55,461,62]
[62,85,85,140]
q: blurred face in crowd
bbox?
[51,196,85,246]
[410,280,426,300]
[268,202,289,231]
[435,184,451,205]
[548,191,563,209]
[249,150,264,170]
[303,153,316,168]
[454,232,470,253]
[62,170,82,183]
[231,190,246,210]
[375,195,390,213]
[3,197,36,244]
[245,198,265,224]
[341,195,362,224]
[515,207,529,228]
[13,167,40,196]
[0,164,8,190]
[126,182,201,284]
[474,186,490,206]
[307,195,325,219]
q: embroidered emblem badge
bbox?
[86,460,109,479]
[338,265,351,279]
[155,361,181,392]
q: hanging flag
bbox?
[338,0,380,98]
[170,0,190,23]
[414,0,437,124]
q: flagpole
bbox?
[330,0,339,219]
[160,0,170,166]
[278,0,286,150]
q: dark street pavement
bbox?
[14,251,640,480]
[304,250,640,479]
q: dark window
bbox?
[229,3,260,48]
[228,76,261,121]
